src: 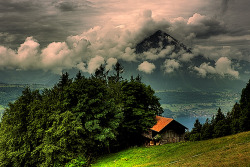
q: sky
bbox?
[0,0,250,80]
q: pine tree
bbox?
[213,108,230,138]
[75,71,83,80]
[201,118,213,140]
[189,119,202,141]
[113,62,124,82]
[240,79,250,111]
[215,108,225,123]
[229,103,241,134]
[239,79,250,131]
[57,72,72,88]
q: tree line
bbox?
[186,79,250,141]
[0,62,163,167]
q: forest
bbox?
[187,79,250,141]
[0,63,163,166]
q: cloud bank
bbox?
[0,6,247,78]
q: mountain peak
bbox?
[135,30,191,54]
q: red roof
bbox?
[151,116,174,132]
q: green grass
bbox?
[92,131,250,167]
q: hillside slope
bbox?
[92,131,250,167]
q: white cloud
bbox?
[215,57,239,78]
[192,45,243,61]
[106,58,117,71]
[187,13,207,25]
[163,59,180,73]
[0,46,17,70]
[17,37,40,70]
[120,47,137,62]
[41,42,72,74]
[138,61,156,74]
[194,57,239,78]
[87,56,105,74]
[141,46,174,60]
[179,53,195,62]
[76,62,87,72]
[0,37,41,70]
[194,63,216,77]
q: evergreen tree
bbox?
[213,119,230,138]
[239,79,250,131]
[228,103,241,134]
[57,72,72,89]
[213,108,231,138]
[94,64,108,80]
[201,118,213,140]
[189,119,202,141]
[231,102,241,119]
[135,74,142,82]
[75,71,83,81]
[240,79,250,111]
[113,62,124,82]
[214,108,225,124]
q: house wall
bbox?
[160,130,185,144]
[162,130,182,138]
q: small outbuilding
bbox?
[144,116,188,146]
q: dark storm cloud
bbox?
[170,13,228,43]
[0,0,40,12]
[55,2,77,11]
[221,0,230,14]
[190,17,227,39]
[0,0,99,48]
[53,0,94,12]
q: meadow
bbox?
[92,131,250,167]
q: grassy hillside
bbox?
[92,131,250,167]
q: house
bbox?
[144,116,188,146]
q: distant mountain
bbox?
[135,30,192,54]
[122,30,249,91]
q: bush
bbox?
[65,156,87,167]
